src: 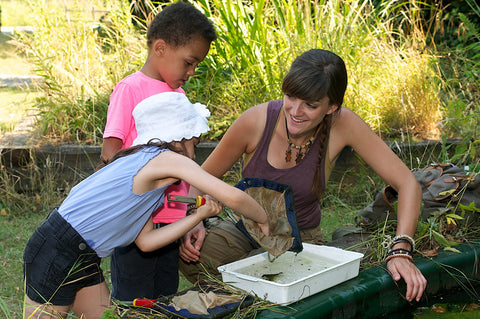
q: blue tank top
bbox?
[59,147,168,257]
[242,100,327,229]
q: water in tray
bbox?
[235,251,338,284]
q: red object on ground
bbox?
[133,298,156,308]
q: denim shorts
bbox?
[110,223,179,301]
[23,208,104,305]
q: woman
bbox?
[179,49,427,302]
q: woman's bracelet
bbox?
[385,253,414,263]
[389,238,414,251]
[385,246,414,263]
[387,248,413,256]
[392,234,415,252]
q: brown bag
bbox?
[356,163,480,228]
[225,177,303,258]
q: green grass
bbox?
[0,33,34,75]
[0,32,40,135]
[0,87,39,134]
[7,0,452,144]
[1,0,478,146]
[0,211,44,318]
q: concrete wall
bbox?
[0,140,456,192]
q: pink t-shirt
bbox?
[103,71,185,148]
[103,71,188,223]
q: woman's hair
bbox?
[282,49,347,107]
[147,1,217,49]
[95,139,178,171]
[282,49,348,197]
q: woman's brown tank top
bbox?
[242,100,329,229]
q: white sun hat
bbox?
[132,92,210,146]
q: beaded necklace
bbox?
[284,117,319,164]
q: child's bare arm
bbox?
[100,137,123,162]
[139,151,269,226]
[135,196,222,252]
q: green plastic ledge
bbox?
[255,242,480,319]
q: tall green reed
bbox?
[0,296,11,319]
[436,0,480,166]
[15,0,448,143]
[191,0,443,140]
[15,0,145,143]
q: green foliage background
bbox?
[12,0,478,160]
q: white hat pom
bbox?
[193,102,211,118]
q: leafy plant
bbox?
[0,296,11,319]
[11,0,449,143]
[13,0,144,143]
[193,0,444,140]
[436,0,480,166]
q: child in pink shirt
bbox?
[101,1,216,301]
[104,71,190,224]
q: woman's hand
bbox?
[386,257,427,302]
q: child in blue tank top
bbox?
[23,92,269,319]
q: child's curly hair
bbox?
[147,1,217,48]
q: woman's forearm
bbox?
[395,178,422,237]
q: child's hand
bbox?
[196,195,222,219]
[258,222,270,237]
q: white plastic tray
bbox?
[218,243,363,304]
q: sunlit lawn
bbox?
[0,87,40,134]
[0,32,34,75]
[1,0,31,27]
[0,31,39,135]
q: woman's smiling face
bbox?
[283,94,337,138]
